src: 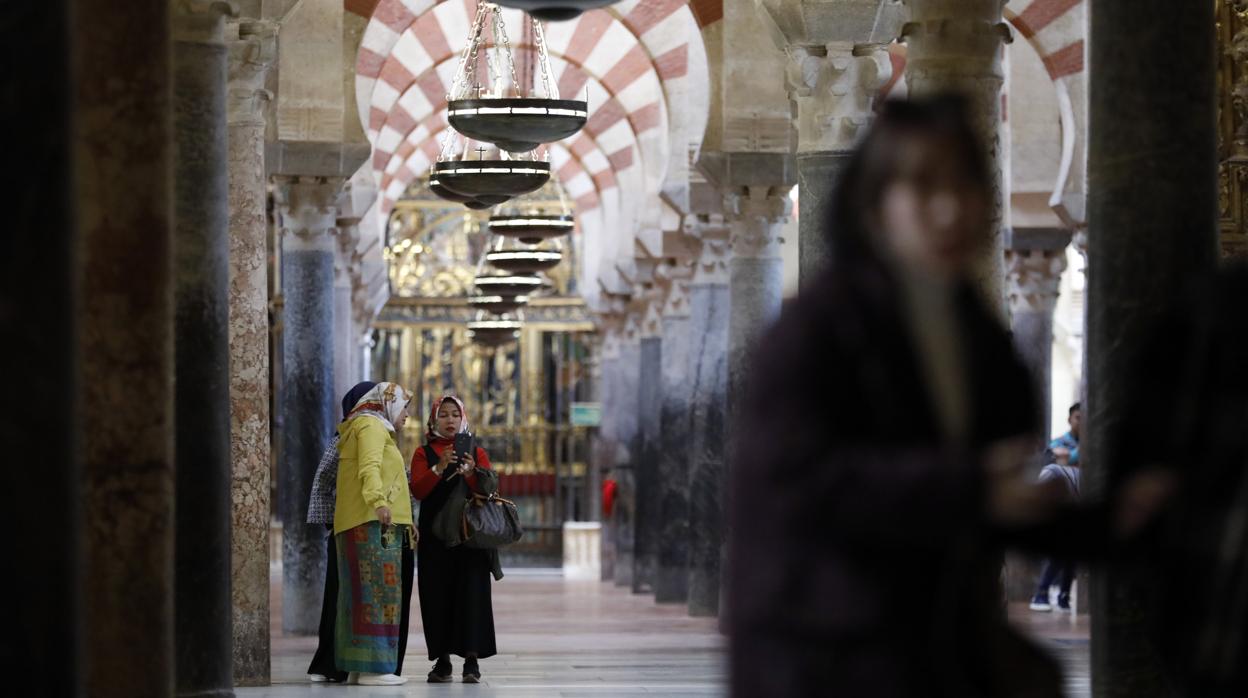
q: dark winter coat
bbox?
[727,259,1070,698]
[410,438,498,660]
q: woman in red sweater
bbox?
[409,395,496,684]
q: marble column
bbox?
[7,3,79,691]
[275,176,344,634]
[632,296,663,594]
[785,45,891,286]
[723,188,790,619]
[75,0,177,695]
[686,230,732,617]
[1002,241,1067,602]
[1086,1,1218,695]
[902,0,1012,313]
[226,18,276,687]
[613,314,641,589]
[334,217,363,403]
[597,321,622,582]
[1006,242,1069,443]
[172,3,236,694]
[654,272,694,603]
[727,188,791,410]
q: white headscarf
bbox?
[345,381,413,433]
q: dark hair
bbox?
[1069,402,1082,416]
[826,95,992,267]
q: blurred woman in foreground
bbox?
[727,96,1164,697]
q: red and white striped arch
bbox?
[352,0,709,300]
[1005,0,1086,220]
[877,0,1087,221]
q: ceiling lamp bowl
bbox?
[493,0,620,22]
[485,248,563,274]
[468,294,530,315]
[433,161,550,205]
[468,319,521,348]
[488,214,574,245]
[429,178,475,204]
[473,273,545,297]
[448,98,588,153]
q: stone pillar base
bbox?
[562,522,602,581]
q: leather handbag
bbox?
[462,491,524,549]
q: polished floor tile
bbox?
[242,570,1090,697]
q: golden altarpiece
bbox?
[1218,0,1248,258]
[373,182,598,564]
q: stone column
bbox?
[596,318,623,582]
[226,18,275,687]
[727,188,791,410]
[722,187,790,618]
[901,0,1012,313]
[75,0,177,695]
[172,3,236,694]
[632,293,663,594]
[1086,1,1218,695]
[686,228,732,617]
[613,313,641,589]
[1002,236,1068,603]
[1005,236,1070,442]
[334,217,363,403]
[791,46,890,285]
[275,176,344,634]
[655,269,694,603]
[7,3,78,692]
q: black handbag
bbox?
[462,492,524,549]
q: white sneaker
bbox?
[358,673,408,686]
[346,672,359,685]
[308,674,328,682]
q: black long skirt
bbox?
[308,526,416,678]
[416,534,497,660]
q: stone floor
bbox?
[240,569,1089,697]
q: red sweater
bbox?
[409,437,493,500]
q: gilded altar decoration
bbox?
[1217,0,1248,258]
[373,181,595,564]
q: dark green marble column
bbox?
[1086,1,1218,695]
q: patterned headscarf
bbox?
[345,381,413,433]
[426,394,470,441]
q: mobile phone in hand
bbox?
[453,432,475,467]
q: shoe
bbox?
[1029,592,1052,612]
[308,674,328,682]
[462,657,481,684]
[346,672,359,685]
[358,673,408,686]
[1056,594,1071,612]
[427,656,453,683]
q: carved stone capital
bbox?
[784,43,892,153]
[227,20,276,126]
[273,175,346,251]
[1005,248,1067,315]
[725,187,792,259]
[333,217,363,286]
[900,0,1012,84]
[173,1,237,44]
[640,295,664,338]
[690,236,732,286]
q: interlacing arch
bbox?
[351,0,708,300]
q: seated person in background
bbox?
[1029,445,1081,612]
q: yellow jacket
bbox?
[333,415,414,534]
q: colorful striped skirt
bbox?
[334,521,408,673]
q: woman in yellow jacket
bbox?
[333,381,415,686]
